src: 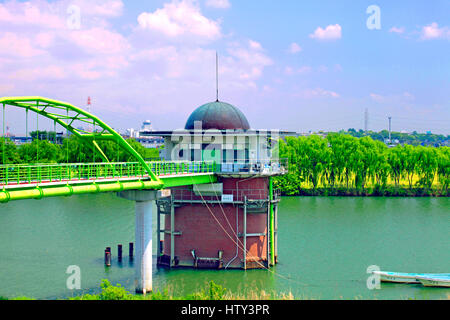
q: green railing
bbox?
[0,161,216,187]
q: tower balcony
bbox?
[214,158,288,177]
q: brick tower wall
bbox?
[162,176,269,269]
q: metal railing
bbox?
[172,188,281,203]
[0,161,216,187]
[215,158,289,175]
[0,158,288,187]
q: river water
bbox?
[0,194,448,300]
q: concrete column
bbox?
[135,200,153,293]
[118,189,158,294]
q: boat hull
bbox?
[373,271,450,284]
[416,276,450,288]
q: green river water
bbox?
[0,194,448,300]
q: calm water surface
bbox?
[0,194,448,300]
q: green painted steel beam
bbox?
[0,180,159,202]
[269,176,275,266]
[160,173,217,188]
[0,173,216,203]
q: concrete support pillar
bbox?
[135,200,153,294]
[118,189,158,294]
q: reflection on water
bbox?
[0,194,448,299]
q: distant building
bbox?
[141,120,153,132]
[126,128,138,138]
[135,137,164,149]
[9,136,33,146]
[124,120,163,149]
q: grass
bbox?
[0,280,295,301]
[70,279,295,300]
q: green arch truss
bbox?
[0,96,162,186]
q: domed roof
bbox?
[185,101,250,130]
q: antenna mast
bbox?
[216,52,219,102]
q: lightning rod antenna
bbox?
[216,51,219,102]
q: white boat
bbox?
[416,275,450,288]
[372,271,450,284]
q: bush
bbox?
[72,279,133,300]
[185,281,227,300]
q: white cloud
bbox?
[297,88,340,99]
[248,40,263,51]
[73,0,124,17]
[288,42,302,54]
[205,0,231,9]
[0,1,65,29]
[0,0,275,124]
[226,43,272,81]
[370,92,415,103]
[0,0,124,29]
[389,26,405,34]
[137,0,221,40]
[421,22,449,40]
[284,65,311,75]
[11,65,67,81]
[34,32,55,48]
[67,27,130,55]
[0,33,45,58]
[309,24,342,41]
[370,93,384,102]
[0,0,130,85]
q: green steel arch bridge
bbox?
[0,97,217,203]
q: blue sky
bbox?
[0,0,448,134]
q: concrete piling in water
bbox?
[118,244,123,262]
[104,249,111,267]
[129,242,134,260]
[159,240,164,255]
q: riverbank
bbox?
[1,280,295,300]
[2,280,449,300]
[281,186,448,197]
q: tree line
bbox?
[274,133,449,196]
[343,129,448,147]
[0,134,160,164]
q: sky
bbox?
[0,0,449,135]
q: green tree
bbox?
[0,138,21,164]
[18,140,61,164]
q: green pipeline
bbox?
[0,180,163,203]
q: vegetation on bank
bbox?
[0,134,160,164]
[1,280,294,301]
[274,134,449,197]
[2,280,449,300]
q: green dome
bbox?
[185,101,250,130]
